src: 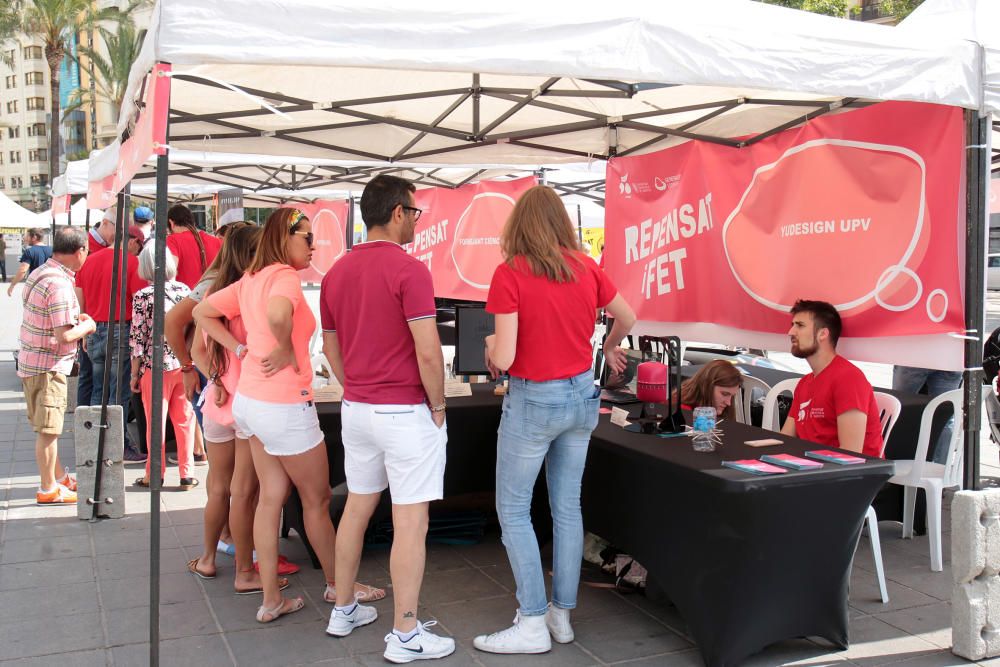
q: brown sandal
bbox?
[255,596,304,623]
[187,558,216,580]
[235,576,290,595]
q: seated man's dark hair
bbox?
[360,175,416,230]
[790,299,842,347]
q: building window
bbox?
[0,153,4,164]
[3,50,14,64]
[28,148,46,162]
[11,177,22,189]
[24,71,44,86]
[30,174,48,187]
[27,123,45,137]
[7,126,18,139]
[6,100,18,114]
[26,97,45,111]
[9,151,21,163]
[23,46,42,60]
[4,75,15,89]
[0,178,5,189]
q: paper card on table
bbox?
[313,384,344,402]
[760,453,823,470]
[444,381,473,398]
[804,449,866,465]
[721,460,788,475]
[745,438,783,447]
[610,406,631,428]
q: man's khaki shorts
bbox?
[22,372,68,436]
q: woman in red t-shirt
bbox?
[474,186,635,654]
[166,204,222,288]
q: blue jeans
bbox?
[87,321,134,448]
[496,370,600,616]
[77,343,92,408]
[892,366,962,464]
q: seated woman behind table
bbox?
[678,360,743,419]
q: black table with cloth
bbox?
[284,383,893,667]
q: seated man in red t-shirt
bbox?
[780,299,883,458]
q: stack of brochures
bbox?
[721,460,787,475]
[759,453,823,470]
[804,449,866,465]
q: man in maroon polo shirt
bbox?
[320,175,454,662]
[75,225,148,462]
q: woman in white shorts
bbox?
[195,209,383,624]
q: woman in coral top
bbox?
[194,209,382,624]
[474,186,635,654]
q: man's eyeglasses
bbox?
[400,205,423,222]
[291,230,314,247]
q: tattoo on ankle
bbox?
[403,611,415,619]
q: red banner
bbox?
[283,199,349,283]
[408,177,537,301]
[605,101,965,340]
[52,195,70,216]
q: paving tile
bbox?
[457,536,512,568]
[0,580,99,622]
[850,568,942,615]
[334,605,435,657]
[742,638,850,666]
[0,648,109,667]
[111,634,233,667]
[207,582,325,633]
[1,514,92,541]
[0,604,104,660]
[887,649,978,666]
[572,609,690,663]
[226,621,349,665]
[93,527,181,555]
[96,548,190,580]
[0,555,94,590]
[839,614,945,667]
[353,643,485,667]
[100,571,205,609]
[106,599,219,646]
[609,649,706,666]
[431,595,527,640]
[876,602,954,650]
[419,566,509,606]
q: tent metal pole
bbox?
[963,110,988,492]
[84,207,90,233]
[347,196,354,251]
[576,204,583,243]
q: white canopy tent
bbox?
[35,197,105,227]
[0,191,44,229]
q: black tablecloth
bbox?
[583,407,893,667]
[287,384,893,667]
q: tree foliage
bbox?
[758,0,849,17]
[64,22,143,122]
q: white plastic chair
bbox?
[762,378,890,602]
[761,378,799,432]
[734,375,771,426]
[311,353,333,386]
[888,388,964,571]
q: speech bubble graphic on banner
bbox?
[451,192,516,290]
[309,207,345,275]
[722,139,927,314]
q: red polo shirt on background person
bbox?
[75,246,147,322]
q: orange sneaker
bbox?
[36,484,77,505]
[57,469,77,492]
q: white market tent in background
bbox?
[0,191,44,229]
[35,197,104,228]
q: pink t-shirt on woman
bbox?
[205,264,315,403]
[200,314,247,425]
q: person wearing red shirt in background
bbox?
[87,210,116,255]
[474,186,635,655]
[166,203,221,289]
[75,225,148,463]
[781,299,883,458]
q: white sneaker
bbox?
[383,620,456,663]
[473,611,551,654]
[326,602,378,637]
[545,604,574,643]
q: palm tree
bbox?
[64,22,142,124]
[8,0,133,200]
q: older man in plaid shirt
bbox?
[18,227,96,505]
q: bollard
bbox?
[74,405,125,520]
[952,489,1000,660]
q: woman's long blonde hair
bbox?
[501,185,582,283]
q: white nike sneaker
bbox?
[383,620,456,663]
[473,611,551,654]
[326,602,378,637]
[545,604,574,643]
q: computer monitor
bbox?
[453,305,495,376]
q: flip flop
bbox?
[256,596,305,623]
[187,558,216,580]
[323,581,387,603]
[133,477,164,488]
[235,576,290,596]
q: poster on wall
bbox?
[283,200,349,283]
[604,101,965,366]
[408,176,537,301]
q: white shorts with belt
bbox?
[233,392,324,456]
[341,400,447,505]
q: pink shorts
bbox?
[202,413,249,444]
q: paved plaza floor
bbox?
[2,289,1000,666]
